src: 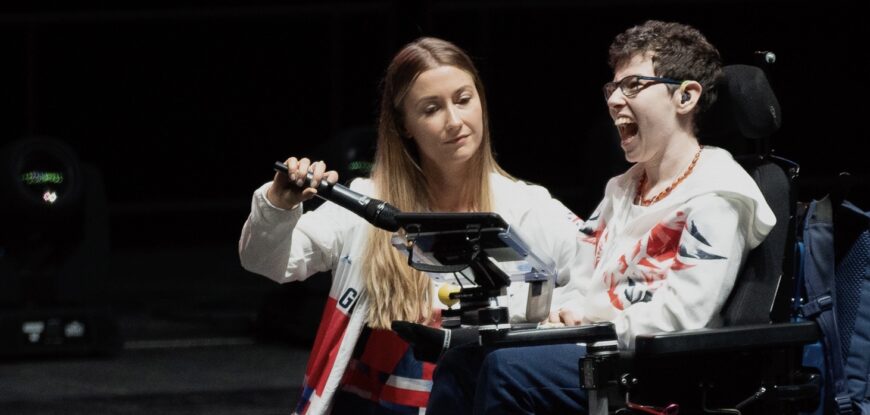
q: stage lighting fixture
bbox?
[0,137,120,357]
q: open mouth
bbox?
[615,118,638,143]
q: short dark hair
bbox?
[608,20,722,116]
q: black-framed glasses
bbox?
[603,75,683,100]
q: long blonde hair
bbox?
[363,37,509,329]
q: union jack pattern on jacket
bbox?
[240,174,584,414]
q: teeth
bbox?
[614,117,634,126]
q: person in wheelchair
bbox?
[239,37,585,415]
[425,20,778,415]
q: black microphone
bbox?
[273,161,400,232]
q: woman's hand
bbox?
[267,157,339,209]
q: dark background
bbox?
[0,0,866,412]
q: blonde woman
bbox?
[239,37,582,415]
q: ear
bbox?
[398,117,414,139]
[675,80,702,114]
[401,128,413,140]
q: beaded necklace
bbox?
[635,146,703,206]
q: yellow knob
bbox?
[438,284,461,308]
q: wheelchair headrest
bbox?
[699,64,781,142]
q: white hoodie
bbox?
[239,173,583,414]
[552,146,776,348]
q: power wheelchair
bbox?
[572,64,821,415]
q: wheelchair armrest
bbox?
[480,322,617,347]
[633,321,820,357]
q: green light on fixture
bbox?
[21,171,65,185]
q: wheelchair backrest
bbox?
[697,64,794,326]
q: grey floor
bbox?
[1,337,309,414]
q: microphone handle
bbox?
[272,161,400,232]
[272,161,331,195]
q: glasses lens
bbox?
[621,75,641,97]
[603,82,616,100]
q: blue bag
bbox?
[798,197,870,415]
